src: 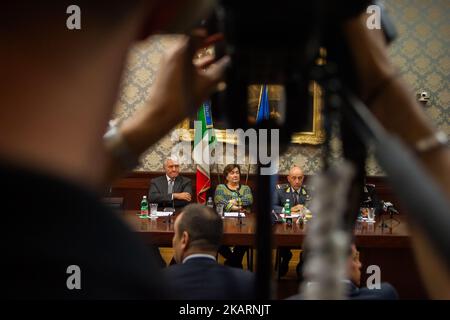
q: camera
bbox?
[203,0,373,146]
[417,90,430,103]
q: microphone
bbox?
[387,206,399,214]
[271,210,281,224]
[382,201,399,214]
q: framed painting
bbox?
[177,48,326,145]
[177,80,325,145]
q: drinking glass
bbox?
[150,203,158,219]
[367,207,376,223]
[216,204,224,217]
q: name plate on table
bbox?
[224,212,246,218]
[155,211,174,217]
[280,213,301,218]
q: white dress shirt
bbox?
[182,254,216,264]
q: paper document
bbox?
[155,211,173,217]
[280,213,301,218]
[224,212,246,218]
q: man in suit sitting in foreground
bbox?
[163,203,255,300]
[292,244,398,300]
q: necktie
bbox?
[293,190,299,205]
[168,179,174,194]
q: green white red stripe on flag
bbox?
[193,101,216,204]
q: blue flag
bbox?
[202,100,214,129]
[256,85,270,123]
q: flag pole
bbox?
[246,163,251,185]
[217,163,221,184]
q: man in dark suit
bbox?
[345,244,398,299]
[149,157,192,209]
[163,204,255,300]
[273,165,310,277]
[293,244,398,300]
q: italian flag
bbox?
[193,101,215,204]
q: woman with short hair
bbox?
[214,164,253,269]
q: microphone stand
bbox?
[238,210,243,226]
[165,211,173,225]
[385,207,400,230]
[163,197,175,225]
[169,198,175,225]
[237,195,245,226]
[380,210,389,232]
[379,200,401,231]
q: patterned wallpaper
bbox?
[114,0,449,176]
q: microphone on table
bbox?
[382,201,399,214]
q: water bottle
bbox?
[284,199,292,225]
[206,197,214,209]
[140,195,149,217]
[284,199,291,215]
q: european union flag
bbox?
[256,84,270,123]
[203,100,214,129]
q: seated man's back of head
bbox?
[164,204,255,300]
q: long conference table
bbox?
[121,210,427,299]
[122,210,411,247]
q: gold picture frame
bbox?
[177,46,326,145]
[291,81,325,145]
[177,80,325,145]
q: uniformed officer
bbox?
[273,184,309,213]
[273,165,310,277]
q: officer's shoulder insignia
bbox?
[276,183,289,190]
[301,188,307,195]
